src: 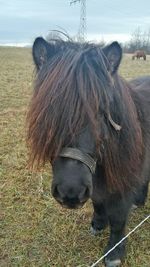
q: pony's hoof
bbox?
[90,226,102,236]
[131,204,138,210]
[105,258,121,267]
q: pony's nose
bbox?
[52,184,90,208]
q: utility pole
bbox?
[70,0,86,42]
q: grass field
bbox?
[0,46,150,267]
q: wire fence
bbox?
[90,214,150,267]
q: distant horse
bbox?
[132,50,146,60]
[27,37,150,267]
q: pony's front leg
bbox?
[104,195,132,267]
[91,202,108,235]
[134,180,149,207]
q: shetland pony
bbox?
[27,37,150,267]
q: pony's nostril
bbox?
[52,185,62,198]
[52,185,64,203]
[84,187,90,198]
[79,187,90,201]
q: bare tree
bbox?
[123,27,150,54]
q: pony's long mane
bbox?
[27,39,143,192]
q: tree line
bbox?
[46,28,150,55]
[123,28,150,54]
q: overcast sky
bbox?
[0,0,150,45]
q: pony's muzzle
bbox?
[51,183,91,209]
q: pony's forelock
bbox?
[27,42,110,164]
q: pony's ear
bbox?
[32,37,55,70]
[103,42,122,74]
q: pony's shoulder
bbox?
[129,76,150,88]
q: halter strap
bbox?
[59,147,97,174]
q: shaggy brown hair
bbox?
[27,38,143,192]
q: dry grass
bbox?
[0,47,150,267]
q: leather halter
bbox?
[59,147,97,174]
